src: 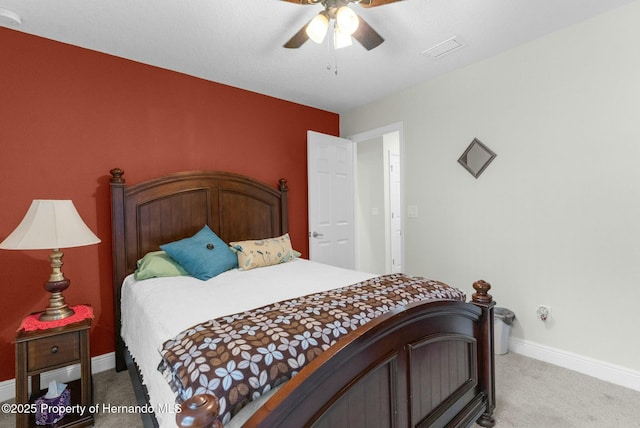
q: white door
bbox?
[307,130,355,269]
[389,152,402,273]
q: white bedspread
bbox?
[121,258,375,428]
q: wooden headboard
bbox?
[109,168,289,371]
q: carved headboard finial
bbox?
[472,280,493,304]
[110,168,125,183]
[279,178,288,192]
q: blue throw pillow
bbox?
[160,225,238,280]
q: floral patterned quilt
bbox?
[157,273,465,425]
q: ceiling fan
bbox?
[282,0,402,50]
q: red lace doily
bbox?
[19,305,93,332]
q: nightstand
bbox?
[15,315,93,428]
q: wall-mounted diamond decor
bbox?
[458,138,497,178]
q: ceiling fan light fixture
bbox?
[334,26,353,49]
[336,6,359,35]
[306,11,330,44]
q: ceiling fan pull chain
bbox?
[332,23,338,75]
[325,29,339,76]
[326,32,332,71]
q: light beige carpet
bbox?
[2,353,639,427]
[494,353,640,427]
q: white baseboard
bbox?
[509,337,640,392]
[0,352,115,403]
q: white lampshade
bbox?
[336,6,359,35]
[0,200,100,250]
[306,12,330,44]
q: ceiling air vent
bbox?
[421,37,464,60]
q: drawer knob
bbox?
[50,346,59,354]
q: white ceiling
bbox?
[0,0,635,113]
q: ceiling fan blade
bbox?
[358,0,403,8]
[352,16,384,50]
[284,21,310,48]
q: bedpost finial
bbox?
[110,168,125,183]
[177,394,222,428]
[279,178,288,192]
[472,280,493,304]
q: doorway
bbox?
[350,124,403,275]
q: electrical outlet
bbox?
[536,305,551,321]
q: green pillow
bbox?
[135,251,189,280]
[160,225,238,280]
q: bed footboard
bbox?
[178,280,496,428]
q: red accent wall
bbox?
[0,28,338,383]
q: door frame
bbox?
[346,122,404,274]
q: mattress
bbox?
[121,258,376,428]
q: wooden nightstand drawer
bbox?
[27,331,80,371]
[16,315,93,428]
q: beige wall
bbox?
[341,1,640,373]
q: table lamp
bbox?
[0,200,100,321]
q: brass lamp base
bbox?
[39,290,75,321]
[40,306,75,321]
[39,249,76,321]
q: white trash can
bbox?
[494,307,515,355]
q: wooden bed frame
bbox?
[109,168,496,428]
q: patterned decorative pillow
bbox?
[134,251,189,280]
[230,233,296,271]
[160,225,238,280]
